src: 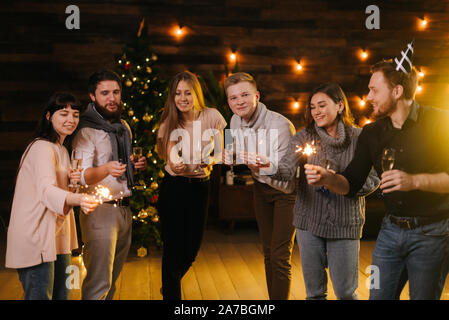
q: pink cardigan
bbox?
[5,140,78,269]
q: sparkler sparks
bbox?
[295,141,317,157]
[94,185,112,204]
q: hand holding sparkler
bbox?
[304,164,333,187]
[79,195,99,214]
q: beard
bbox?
[372,97,397,120]
[94,100,123,122]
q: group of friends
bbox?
[4,41,449,300]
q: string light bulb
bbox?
[419,17,428,29]
[293,101,300,109]
[418,70,425,78]
[417,85,423,93]
[359,99,366,107]
[296,60,303,72]
[176,25,183,36]
[359,48,369,60]
[229,52,237,62]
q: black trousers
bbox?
[158,173,210,300]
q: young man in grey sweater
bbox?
[224,72,296,300]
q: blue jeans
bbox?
[369,216,449,300]
[17,254,72,300]
[296,229,359,300]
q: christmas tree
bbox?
[115,20,167,255]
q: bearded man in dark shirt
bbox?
[305,42,449,300]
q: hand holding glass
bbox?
[382,148,396,172]
[69,150,83,188]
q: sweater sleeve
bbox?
[31,142,71,215]
[341,127,374,198]
[270,132,303,181]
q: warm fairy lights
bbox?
[293,101,300,110]
[359,49,369,60]
[419,17,428,29]
[418,70,425,78]
[163,19,432,126]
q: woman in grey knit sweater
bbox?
[248,83,379,299]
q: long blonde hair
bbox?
[156,71,207,161]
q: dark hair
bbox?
[371,60,418,100]
[88,70,122,95]
[14,92,82,190]
[305,83,355,132]
[33,92,82,145]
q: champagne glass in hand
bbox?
[132,147,144,188]
[381,148,396,172]
[69,149,83,188]
[133,147,143,161]
[193,139,203,173]
[380,147,396,197]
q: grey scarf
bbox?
[78,103,134,187]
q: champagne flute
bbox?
[132,147,144,188]
[381,148,396,172]
[380,148,395,197]
[133,147,143,161]
[193,138,203,173]
[69,149,83,188]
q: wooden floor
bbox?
[1,224,449,300]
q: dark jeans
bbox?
[158,174,210,300]
[252,180,296,300]
[17,254,72,300]
[370,216,449,300]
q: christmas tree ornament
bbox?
[148,206,157,216]
[138,209,148,219]
[151,216,159,223]
[143,113,151,122]
[158,170,165,178]
[137,246,148,258]
[114,28,167,250]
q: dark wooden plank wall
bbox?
[1,0,449,220]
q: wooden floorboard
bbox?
[1,225,449,300]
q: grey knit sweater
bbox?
[272,121,380,239]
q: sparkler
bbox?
[295,141,317,157]
[93,185,124,207]
[94,185,112,204]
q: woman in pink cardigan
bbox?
[5,92,99,300]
